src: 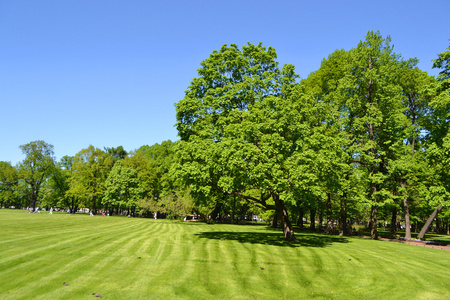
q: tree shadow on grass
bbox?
[195,229,350,248]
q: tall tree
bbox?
[389,64,435,238]
[16,141,55,210]
[175,42,306,241]
[417,42,450,238]
[0,161,18,207]
[104,161,142,216]
[44,156,78,211]
[337,32,408,239]
[301,48,357,236]
[67,146,113,214]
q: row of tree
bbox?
[173,31,450,241]
[1,31,449,242]
[0,141,193,219]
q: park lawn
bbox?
[0,210,449,299]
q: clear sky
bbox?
[1,0,449,165]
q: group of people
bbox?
[26,207,53,214]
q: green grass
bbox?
[1,210,449,299]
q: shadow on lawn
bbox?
[195,230,349,248]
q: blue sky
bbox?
[1,0,449,165]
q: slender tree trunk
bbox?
[318,206,323,231]
[310,208,316,232]
[297,205,304,230]
[390,206,397,237]
[418,206,444,239]
[326,193,333,234]
[339,195,347,236]
[367,58,378,240]
[369,172,378,239]
[400,180,411,239]
[370,203,378,239]
[274,194,297,242]
[447,219,450,235]
[231,195,236,224]
[272,205,279,228]
[92,195,97,215]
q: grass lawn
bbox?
[1,210,449,299]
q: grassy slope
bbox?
[0,210,449,299]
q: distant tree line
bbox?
[1,31,449,241]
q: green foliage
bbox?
[0,161,18,206]
[103,161,143,210]
[158,189,194,219]
[433,40,450,84]
[104,145,128,162]
[4,34,450,240]
[16,140,55,209]
[136,140,176,197]
[67,146,113,212]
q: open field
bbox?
[1,210,449,299]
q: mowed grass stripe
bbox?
[212,234,250,296]
[0,215,146,267]
[1,214,153,297]
[1,220,150,298]
[1,211,450,299]
[0,212,137,243]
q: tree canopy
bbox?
[2,33,450,242]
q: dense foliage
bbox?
[1,32,449,241]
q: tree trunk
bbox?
[367,59,378,240]
[418,206,444,239]
[370,204,378,239]
[272,205,279,228]
[339,195,347,236]
[436,218,441,234]
[400,180,411,239]
[326,193,333,234]
[274,194,297,242]
[92,195,97,215]
[390,206,397,237]
[297,205,304,230]
[318,206,323,231]
[310,208,316,232]
[231,195,236,224]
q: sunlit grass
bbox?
[1,209,449,299]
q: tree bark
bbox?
[367,57,378,240]
[92,195,97,215]
[318,207,323,231]
[339,195,347,236]
[418,206,444,239]
[272,204,279,228]
[309,208,316,232]
[400,180,411,239]
[390,206,397,237]
[274,194,297,242]
[297,205,304,230]
[231,195,236,224]
[370,204,378,239]
[326,193,333,234]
